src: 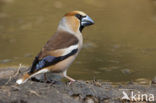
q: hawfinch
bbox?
[16,11,94,85]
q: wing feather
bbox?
[29,31,79,74]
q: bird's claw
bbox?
[67,80,76,86]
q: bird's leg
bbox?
[63,70,75,85]
[44,73,48,81]
[64,75,76,85]
[44,73,56,84]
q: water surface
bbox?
[0,0,156,82]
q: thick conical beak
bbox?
[81,15,94,27]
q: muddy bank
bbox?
[0,67,156,103]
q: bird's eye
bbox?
[75,14,82,20]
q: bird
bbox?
[16,10,94,85]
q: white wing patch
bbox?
[62,44,78,56]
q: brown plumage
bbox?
[64,11,86,16]
[44,31,79,50]
[16,11,94,85]
[29,31,79,74]
[38,31,79,58]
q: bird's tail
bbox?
[16,73,31,85]
[16,68,49,85]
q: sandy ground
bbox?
[0,67,156,103]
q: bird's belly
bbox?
[49,55,77,73]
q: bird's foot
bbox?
[68,81,74,85]
[67,79,76,86]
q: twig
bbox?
[13,63,22,78]
[5,64,22,85]
[28,90,41,97]
[4,76,12,85]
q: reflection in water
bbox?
[0,0,156,82]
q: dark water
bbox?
[0,0,156,82]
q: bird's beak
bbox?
[81,15,94,27]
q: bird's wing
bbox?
[29,31,79,74]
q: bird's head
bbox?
[58,11,94,33]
